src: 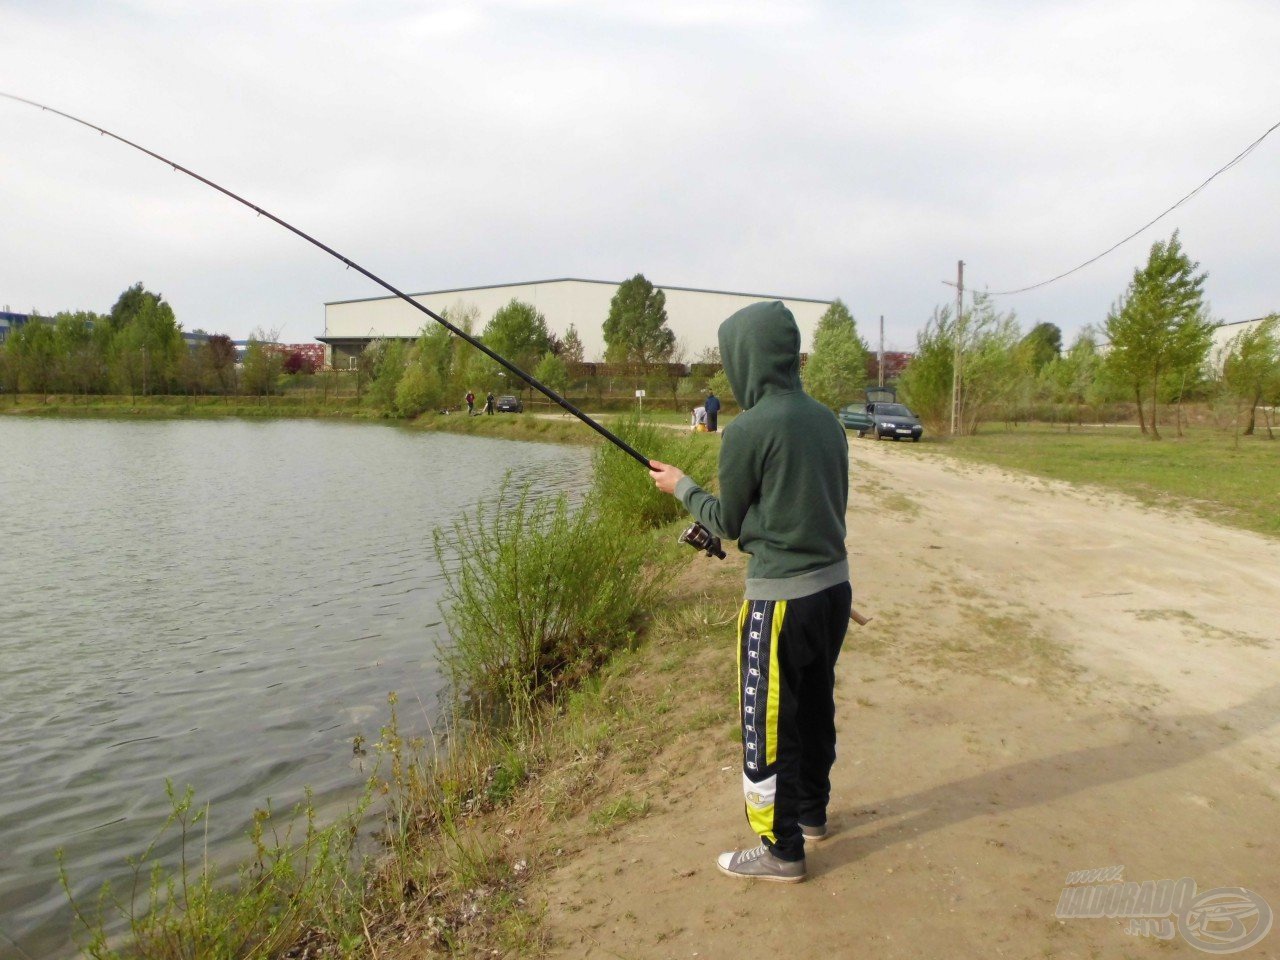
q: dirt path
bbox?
[538,440,1280,959]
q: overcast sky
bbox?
[3,0,1278,354]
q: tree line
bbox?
[0,283,278,399]
[888,233,1279,438]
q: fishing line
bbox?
[0,91,651,467]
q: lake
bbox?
[0,417,591,959]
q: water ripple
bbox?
[0,418,590,959]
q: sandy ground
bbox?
[537,438,1280,959]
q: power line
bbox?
[986,117,1280,296]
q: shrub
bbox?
[395,363,441,417]
[589,414,717,531]
[435,482,666,727]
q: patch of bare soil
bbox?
[538,439,1280,959]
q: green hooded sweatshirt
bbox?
[675,301,849,600]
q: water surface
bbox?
[0,417,590,958]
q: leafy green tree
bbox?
[602,274,675,365]
[707,367,732,403]
[241,329,285,397]
[1020,322,1063,372]
[108,282,154,333]
[482,300,552,375]
[108,291,185,397]
[803,299,868,410]
[560,324,585,363]
[8,316,58,394]
[1104,232,1213,439]
[533,350,569,395]
[363,338,409,411]
[1221,315,1280,436]
[896,306,957,433]
[395,362,442,417]
[53,312,107,394]
[898,295,1024,434]
[1044,328,1103,424]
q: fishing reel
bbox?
[679,521,726,560]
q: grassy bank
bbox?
[60,418,724,958]
[936,425,1280,538]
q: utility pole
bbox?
[878,315,885,388]
[943,260,964,436]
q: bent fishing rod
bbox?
[3,91,726,559]
[2,91,653,459]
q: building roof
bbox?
[324,277,834,308]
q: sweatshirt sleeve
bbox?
[673,427,759,541]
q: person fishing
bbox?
[484,391,495,415]
[649,301,851,883]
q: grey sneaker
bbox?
[800,822,829,843]
[716,844,806,883]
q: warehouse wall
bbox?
[323,279,833,359]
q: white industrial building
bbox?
[319,278,834,367]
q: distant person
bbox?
[465,390,475,415]
[691,405,708,432]
[484,391,495,415]
[705,391,722,432]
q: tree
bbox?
[533,350,569,396]
[108,289,185,397]
[1020,322,1062,372]
[602,274,675,365]
[560,324,585,363]
[482,300,552,375]
[1047,328,1103,425]
[897,295,1025,434]
[241,328,285,397]
[1104,232,1212,439]
[1221,315,1280,436]
[707,367,732,403]
[896,306,957,433]
[7,316,58,394]
[363,338,409,411]
[52,312,103,394]
[205,334,238,394]
[395,362,442,417]
[803,299,868,410]
[108,282,154,332]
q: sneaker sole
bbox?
[801,831,829,844]
[716,863,806,883]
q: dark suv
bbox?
[495,394,524,413]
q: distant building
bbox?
[319,277,835,369]
[272,343,327,372]
[0,311,34,344]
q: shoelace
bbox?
[737,844,768,864]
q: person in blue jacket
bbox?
[704,391,722,432]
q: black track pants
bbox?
[737,581,851,861]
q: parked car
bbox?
[495,394,524,413]
[838,402,874,436]
[866,401,923,441]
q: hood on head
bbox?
[717,301,802,410]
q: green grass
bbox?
[938,425,1280,538]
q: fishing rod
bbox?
[3,91,726,559]
[1,91,653,464]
